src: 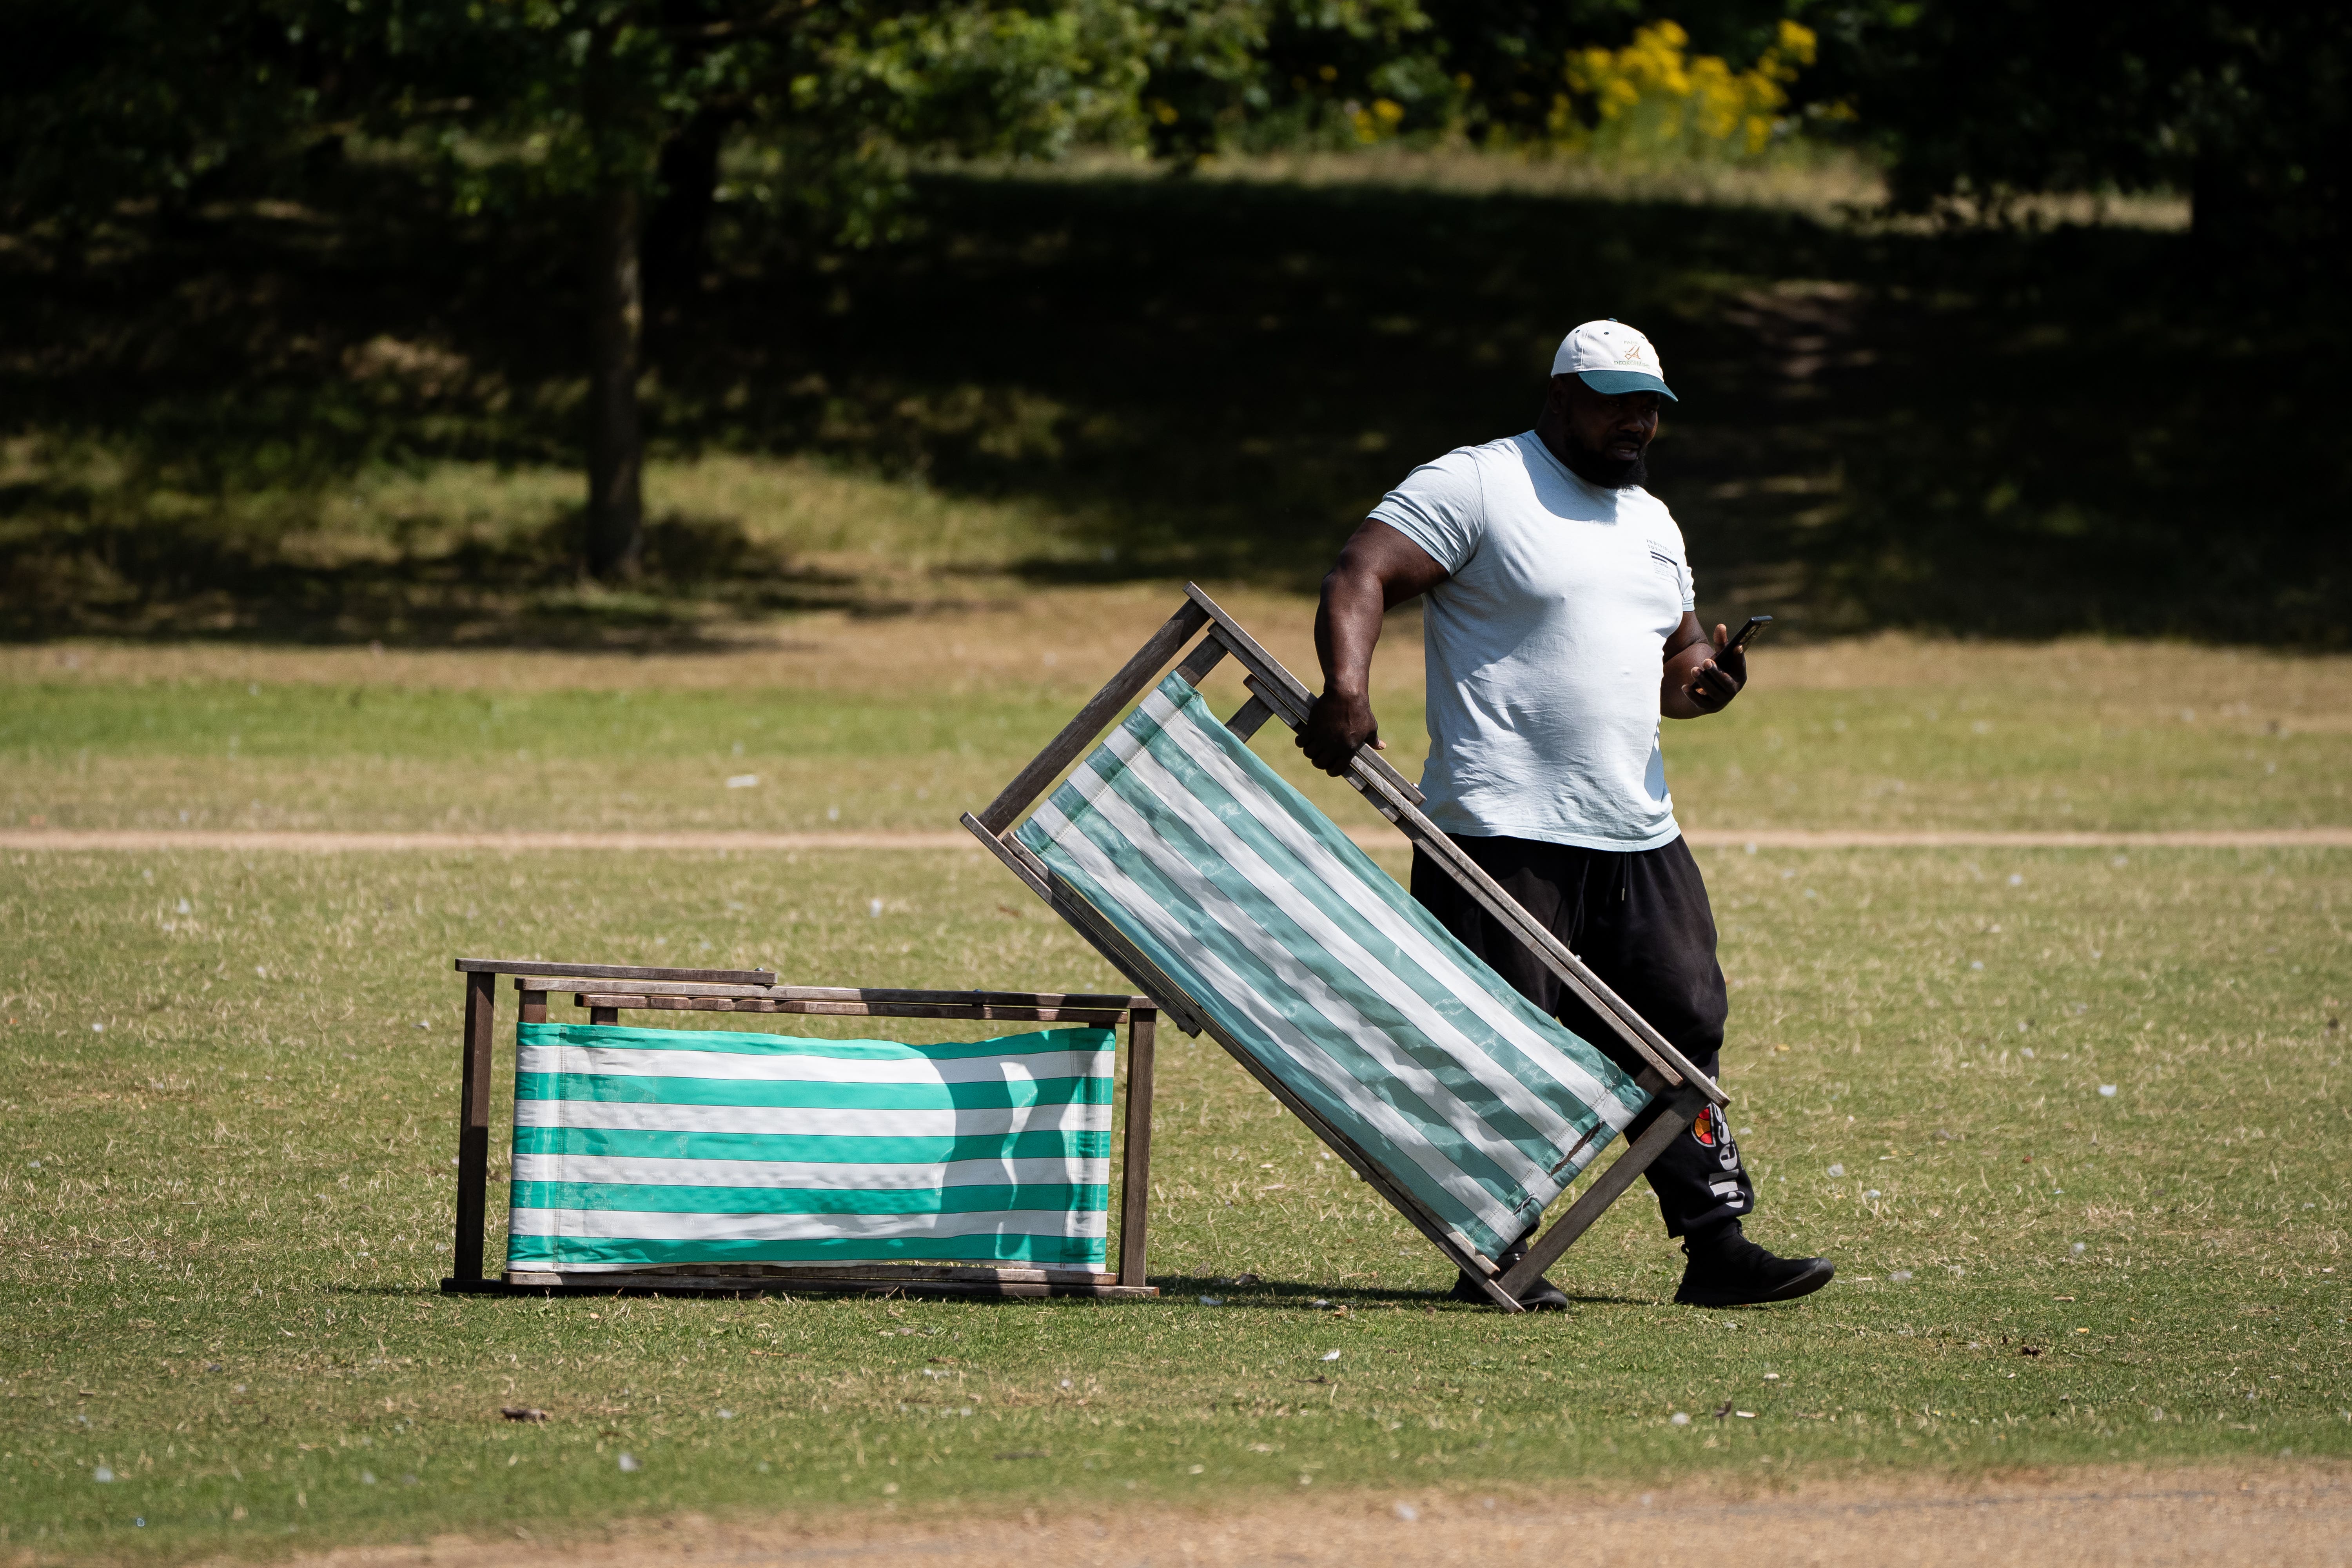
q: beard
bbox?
[1561,434,1649,490]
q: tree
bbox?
[332,0,1435,578]
[1825,0,2352,266]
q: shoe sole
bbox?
[1674,1259,1836,1308]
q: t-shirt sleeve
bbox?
[1366,448,1485,575]
[1652,508,1697,612]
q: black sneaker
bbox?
[1673,1223,1833,1307]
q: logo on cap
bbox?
[1621,343,1646,364]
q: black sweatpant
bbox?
[1409,833,1755,1241]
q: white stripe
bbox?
[1033,800,1520,1246]
[1064,756,1559,1201]
[519,1044,1109,1084]
[1145,690,1641,1131]
[1101,731,1598,1161]
[508,1207,1105,1242]
[512,1153,1108,1189]
[514,1099,1105,1138]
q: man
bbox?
[1297,319,1833,1311]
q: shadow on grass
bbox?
[4,158,2344,644]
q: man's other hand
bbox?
[1298,688,1383,776]
[1663,613,1747,719]
[1687,621,1748,712]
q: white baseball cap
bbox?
[1551,319,1676,401]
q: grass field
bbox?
[5,593,2350,838]
[4,614,2350,1563]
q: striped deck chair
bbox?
[964,585,1729,1311]
[441,964,1162,1300]
[506,1019,1116,1275]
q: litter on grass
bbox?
[1888,1270,1914,1281]
[1320,1350,1341,1362]
[617,1454,640,1473]
[2100,1085,2118,1096]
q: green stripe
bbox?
[512,1126,1109,1164]
[1058,754,1527,1200]
[1127,692,1625,1143]
[518,1020,1115,1061]
[515,1071,1110,1110]
[510,1181,1104,1216]
[504,1233,1102,1268]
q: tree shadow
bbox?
[4,158,2342,644]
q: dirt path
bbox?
[7,827,2352,855]
[265,1465,2350,1568]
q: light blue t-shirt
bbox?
[1368,432,1695,852]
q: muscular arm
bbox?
[1297,519,1450,775]
[1661,611,1748,719]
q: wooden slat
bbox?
[450,970,496,1287]
[573,993,1130,1025]
[526,976,768,998]
[1173,629,1229,686]
[1044,874,1212,1038]
[1117,1008,1157,1288]
[1188,582,1425,806]
[977,599,1209,833]
[962,810,1053,897]
[499,1271,1156,1300]
[458,958,775,985]
[1499,1085,1703,1302]
[1224,693,1275,740]
[515,1262,1117,1285]
[775,984,1143,1010]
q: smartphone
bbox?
[1720,615,1773,654]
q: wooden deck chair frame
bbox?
[961,583,1730,1313]
[441,958,1160,1301]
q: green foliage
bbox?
[1828,0,2352,260]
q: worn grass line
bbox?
[7,827,2352,854]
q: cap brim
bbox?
[1577,369,1677,402]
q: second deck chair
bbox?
[963,585,1730,1311]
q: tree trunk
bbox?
[586,183,645,581]
[644,110,727,316]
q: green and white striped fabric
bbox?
[1015,673,1647,1265]
[506,1020,1114,1272]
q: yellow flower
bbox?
[1555,17,1816,160]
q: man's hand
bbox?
[1302,518,1450,773]
[1689,621,1748,711]
[1662,615,1747,718]
[1298,688,1383,776]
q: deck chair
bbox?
[962,584,1729,1312]
[443,960,1160,1300]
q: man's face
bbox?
[1559,375,1661,464]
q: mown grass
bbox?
[4,837,2347,1563]
[4,615,2347,833]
